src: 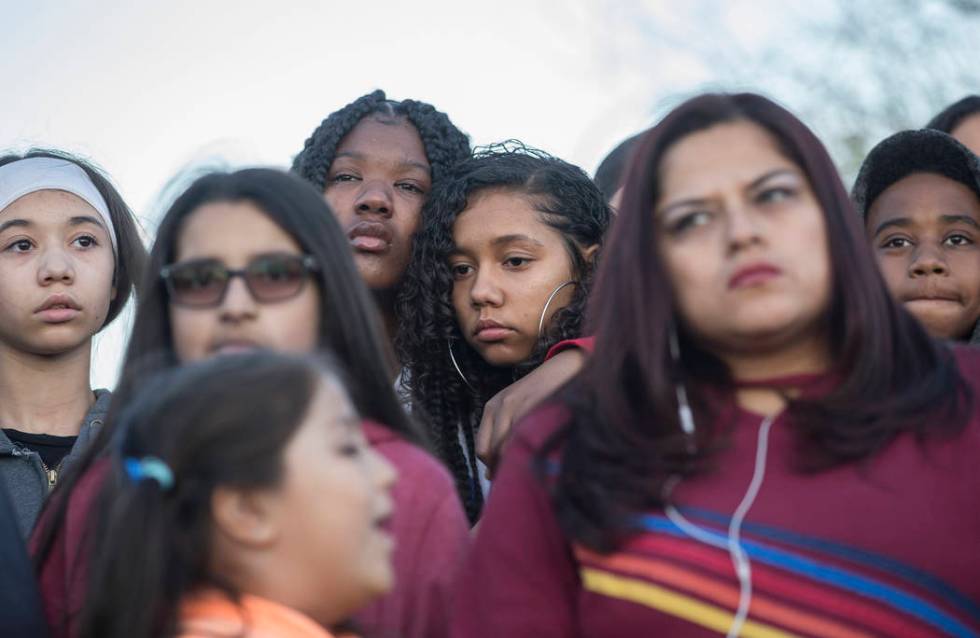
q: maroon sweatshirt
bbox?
[33,422,469,638]
[452,346,980,638]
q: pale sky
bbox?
[4,0,970,388]
[3,0,694,388]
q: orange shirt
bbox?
[178,590,350,638]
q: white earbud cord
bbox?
[664,414,775,638]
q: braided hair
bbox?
[292,89,470,194]
[397,142,611,521]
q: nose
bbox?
[909,245,949,278]
[375,447,397,490]
[355,180,394,218]
[218,276,259,322]
[725,204,763,254]
[37,247,75,286]
[469,267,504,308]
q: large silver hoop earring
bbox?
[448,339,476,392]
[669,326,697,449]
[538,280,577,337]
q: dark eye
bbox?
[881,237,912,249]
[450,263,473,279]
[73,235,97,248]
[396,182,425,195]
[503,257,530,268]
[330,173,359,184]
[6,239,33,253]
[669,210,713,235]
[757,186,794,204]
[944,233,974,247]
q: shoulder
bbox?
[364,421,457,491]
[952,344,980,383]
[510,401,573,454]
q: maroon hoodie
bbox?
[452,346,980,638]
[32,422,469,638]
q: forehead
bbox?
[951,113,980,156]
[0,189,100,223]
[298,376,358,435]
[334,116,429,169]
[658,121,797,200]
[176,200,302,261]
[869,172,980,224]
[452,190,561,247]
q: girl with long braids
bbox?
[398,143,611,522]
[78,352,396,638]
[452,94,980,637]
[32,169,468,638]
[292,89,470,348]
[0,150,146,536]
[293,91,592,497]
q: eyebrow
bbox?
[448,234,545,257]
[0,215,106,235]
[0,218,30,234]
[333,151,430,174]
[940,214,980,230]
[491,234,545,248]
[659,168,798,217]
[873,217,912,236]
[874,214,980,237]
[69,215,108,230]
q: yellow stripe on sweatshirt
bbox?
[581,567,802,638]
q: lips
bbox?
[34,294,82,324]
[348,221,393,254]
[728,262,783,290]
[473,318,515,343]
[209,339,261,356]
[903,293,963,305]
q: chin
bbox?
[475,346,529,368]
[914,315,969,340]
[28,337,91,357]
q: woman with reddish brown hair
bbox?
[452,93,980,637]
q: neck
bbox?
[0,341,95,436]
[718,333,831,417]
[371,288,402,374]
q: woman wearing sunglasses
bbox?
[32,168,469,638]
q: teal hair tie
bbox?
[123,456,175,491]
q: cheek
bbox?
[950,252,980,300]
[324,190,355,225]
[872,252,907,292]
[169,307,210,363]
[268,289,321,353]
[662,243,721,318]
[451,280,471,318]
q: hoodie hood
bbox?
[852,129,980,344]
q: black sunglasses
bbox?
[160,253,319,308]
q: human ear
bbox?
[211,486,281,548]
[581,243,600,266]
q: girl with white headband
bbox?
[0,150,145,536]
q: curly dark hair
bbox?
[397,142,611,521]
[291,89,470,194]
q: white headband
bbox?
[0,157,118,253]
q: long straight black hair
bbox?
[0,149,147,328]
[546,93,974,551]
[33,169,425,600]
[79,351,354,638]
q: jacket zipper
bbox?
[39,457,61,489]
